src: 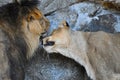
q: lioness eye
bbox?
[44,41,55,46]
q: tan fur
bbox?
[27,8,43,21]
[0,1,50,79]
[22,8,49,58]
[43,21,120,80]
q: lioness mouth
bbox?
[40,31,55,46]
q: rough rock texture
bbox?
[43,2,120,34]
[39,0,80,15]
[83,14,116,33]
[25,48,91,80]
[0,0,120,80]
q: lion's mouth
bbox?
[39,31,48,45]
[40,31,48,40]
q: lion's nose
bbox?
[40,31,48,46]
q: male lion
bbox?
[0,0,49,80]
[43,21,120,80]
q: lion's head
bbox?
[0,0,50,58]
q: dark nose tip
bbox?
[40,31,48,40]
[44,41,55,46]
[40,31,48,45]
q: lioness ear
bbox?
[65,21,70,28]
[59,21,70,28]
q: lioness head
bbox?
[42,21,70,53]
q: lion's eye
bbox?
[27,16,34,22]
[29,16,34,21]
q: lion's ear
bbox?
[27,9,42,22]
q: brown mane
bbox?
[0,0,49,79]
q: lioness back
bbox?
[43,21,120,80]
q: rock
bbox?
[114,15,120,32]
[25,48,91,80]
[83,14,116,33]
[46,8,78,34]
[0,0,12,6]
[45,2,120,33]
[39,0,79,14]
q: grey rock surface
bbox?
[83,14,117,33]
[0,0,12,6]
[25,48,91,80]
[39,0,79,14]
[45,2,120,34]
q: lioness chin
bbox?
[43,21,120,80]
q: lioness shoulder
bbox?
[43,21,120,80]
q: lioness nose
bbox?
[43,41,55,46]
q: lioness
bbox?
[0,0,49,80]
[43,21,120,80]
